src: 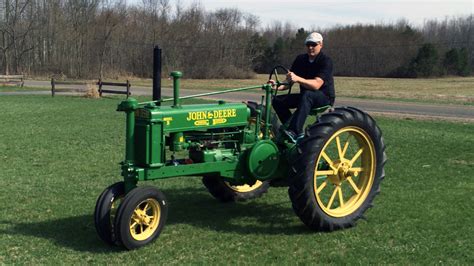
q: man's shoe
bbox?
[283,129,297,143]
[296,133,305,144]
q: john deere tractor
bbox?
[94,67,387,250]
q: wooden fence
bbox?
[0,75,24,87]
[50,78,88,97]
[51,78,131,97]
[97,79,131,98]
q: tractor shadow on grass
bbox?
[0,215,122,253]
[0,186,321,252]
[162,186,316,235]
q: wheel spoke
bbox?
[133,209,141,217]
[337,186,344,207]
[131,213,140,223]
[346,176,361,194]
[130,221,138,230]
[336,136,344,160]
[342,139,350,158]
[326,186,338,209]
[143,202,150,212]
[348,167,363,177]
[143,215,152,226]
[315,170,335,176]
[349,148,364,165]
[321,152,337,171]
[316,180,328,194]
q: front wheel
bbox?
[114,186,168,250]
[94,182,124,245]
[288,107,387,231]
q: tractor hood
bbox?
[134,102,250,133]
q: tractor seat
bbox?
[309,105,332,116]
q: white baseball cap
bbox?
[305,32,323,44]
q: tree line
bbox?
[0,0,472,79]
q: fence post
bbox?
[126,80,130,98]
[98,78,102,97]
[51,78,55,97]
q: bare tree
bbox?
[0,1,470,78]
[0,0,35,74]
[96,0,126,78]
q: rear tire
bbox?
[198,102,275,202]
[202,176,270,202]
[288,107,387,231]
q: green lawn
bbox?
[0,95,472,264]
[0,85,50,92]
[11,75,473,105]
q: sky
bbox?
[129,0,473,29]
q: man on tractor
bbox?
[272,32,335,143]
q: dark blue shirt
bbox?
[290,52,335,104]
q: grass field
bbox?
[7,74,473,105]
[0,85,50,92]
[0,95,473,264]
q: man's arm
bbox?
[287,55,332,90]
[287,72,324,90]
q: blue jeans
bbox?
[272,90,331,135]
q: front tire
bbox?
[288,107,387,231]
[114,186,168,250]
[94,182,125,245]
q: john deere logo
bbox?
[186,109,237,121]
[186,109,236,126]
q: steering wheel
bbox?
[268,65,293,98]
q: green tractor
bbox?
[94,67,387,250]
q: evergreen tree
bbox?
[457,48,471,76]
[408,43,439,77]
[442,48,471,76]
[443,49,460,75]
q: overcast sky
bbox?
[129,0,473,29]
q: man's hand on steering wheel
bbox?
[267,79,289,91]
[286,71,301,84]
[268,65,294,97]
[277,84,289,91]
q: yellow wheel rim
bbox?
[110,195,123,225]
[129,198,161,241]
[313,126,376,217]
[225,180,264,193]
